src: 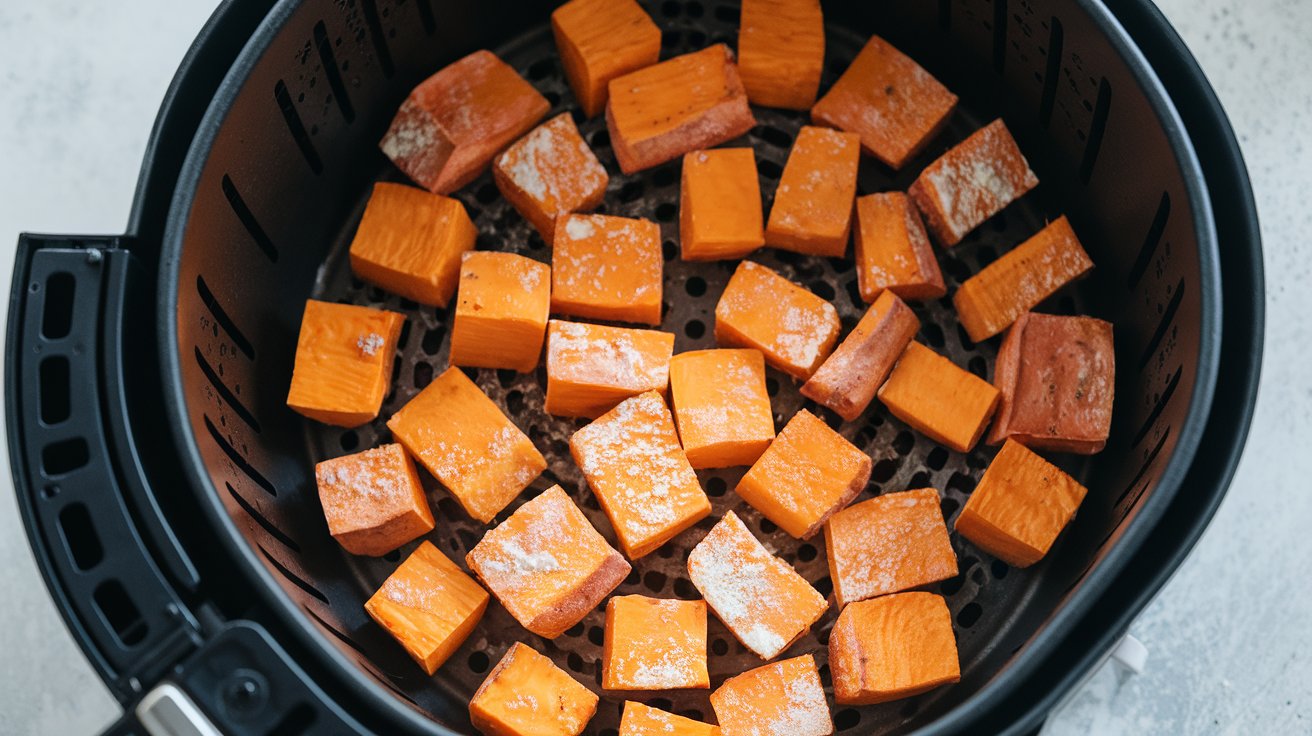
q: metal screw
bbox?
[219,669,268,720]
[86,248,103,264]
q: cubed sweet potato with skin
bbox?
[988,313,1114,453]
[552,214,663,325]
[736,409,871,539]
[687,511,827,660]
[467,486,631,638]
[680,149,765,262]
[603,595,709,690]
[953,216,1095,342]
[552,0,662,118]
[606,44,756,174]
[737,0,825,110]
[824,488,957,609]
[387,366,546,522]
[470,642,600,736]
[380,50,550,194]
[669,349,775,469]
[829,592,960,705]
[364,541,488,675]
[765,126,862,257]
[877,341,1001,453]
[810,34,958,171]
[954,439,1089,567]
[571,391,711,560]
[710,655,832,736]
[545,320,675,419]
[286,300,405,427]
[714,260,842,380]
[908,118,1039,246]
[493,113,609,247]
[349,182,478,308]
[853,192,946,302]
[620,702,719,736]
[314,444,434,556]
[450,252,552,373]
[801,291,920,421]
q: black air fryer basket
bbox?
[5,0,1262,734]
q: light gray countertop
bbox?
[0,1,1306,733]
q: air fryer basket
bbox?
[160,0,1219,734]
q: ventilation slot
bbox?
[992,0,1007,73]
[59,502,103,571]
[257,544,329,604]
[42,437,89,476]
[93,579,148,647]
[1038,17,1063,128]
[195,347,260,433]
[197,276,256,360]
[415,0,437,35]
[1127,192,1171,290]
[1116,426,1170,507]
[274,80,324,175]
[39,356,70,425]
[41,272,75,340]
[303,606,368,654]
[266,703,316,736]
[204,415,276,497]
[360,0,395,79]
[1079,77,1112,185]
[314,21,355,123]
[1138,277,1185,370]
[1131,365,1181,449]
[221,175,280,263]
[228,483,301,553]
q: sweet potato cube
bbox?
[714,260,841,380]
[680,149,765,262]
[571,391,711,559]
[908,118,1039,246]
[988,313,1114,453]
[687,511,827,660]
[829,592,960,705]
[737,0,825,110]
[545,320,675,419]
[877,342,1000,453]
[552,214,663,325]
[736,410,871,539]
[955,439,1089,567]
[824,488,957,609]
[620,702,718,736]
[810,34,958,170]
[286,300,404,427]
[552,0,661,118]
[387,366,546,522]
[467,486,631,638]
[315,443,435,556]
[710,655,832,736]
[603,595,709,690]
[349,182,478,307]
[364,541,488,674]
[853,192,946,302]
[380,50,550,195]
[450,252,552,373]
[668,349,775,468]
[953,216,1095,341]
[470,642,600,736]
[493,113,609,246]
[802,292,920,421]
[765,126,861,257]
[606,44,756,174]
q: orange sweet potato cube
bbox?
[380,50,550,195]
[450,252,552,373]
[668,349,775,469]
[349,182,478,308]
[493,113,609,246]
[620,702,718,736]
[765,126,861,257]
[552,0,662,118]
[877,341,1001,453]
[470,642,600,736]
[314,443,434,556]
[737,0,825,110]
[953,216,1095,341]
[801,291,920,421]
[606,44,756,174]
[571,392,711,559]
[710,655,832,736]
[829,592,960,704]
[286,300,404,427]
[603,595,709,690]
[988,313,1114,453]
[387,366,546,522]
[687,511,827,660]
[364,541,489,674]
[853,192,946,302]
[824,488,957,609]
[908,118,1040,246]
[714,260,841,380]
[735,410,871,539]
[552,214,663,325]
[545,320,675,419]
[955,439,1089,567]
[810,34,958,170]
[680,149,765,261]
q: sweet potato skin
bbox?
[802,291,920,421]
